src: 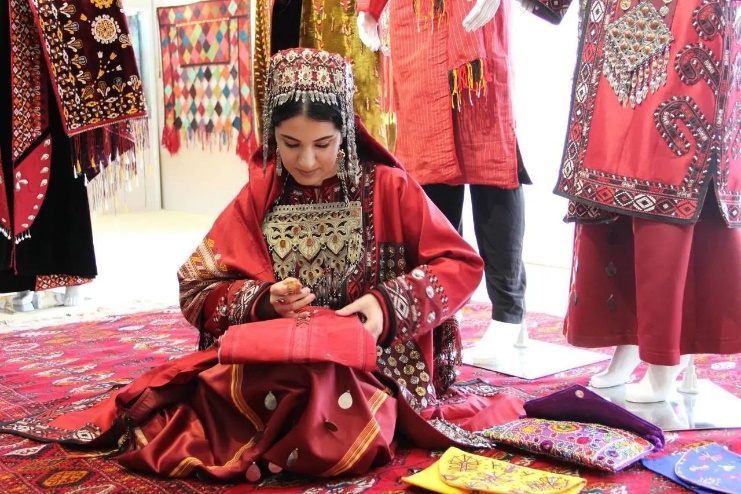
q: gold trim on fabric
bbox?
[230,365,266,431]
[166,365,265,478]
[321,389,388,476]
[262,201,363,306]
[253,0,272,134]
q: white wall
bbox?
[512,4,579,269]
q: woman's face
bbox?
[274,114,342,186]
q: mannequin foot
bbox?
[589,345,640,389]
[12,290,40,312]
[625,355,691,403]
[469,320,524,364]
[513,320,529,349]
[63,285,83,307]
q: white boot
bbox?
[625,354,691,403]
[63,285,83,307]
[590,345,640,388]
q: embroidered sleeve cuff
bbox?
[227,280,271,325]
[375,276,418,342]
[369,289,394,346]
[203,282,232,336]
[250,287,273,321]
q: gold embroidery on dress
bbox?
[262,201,363,308]
[603,1,674,107]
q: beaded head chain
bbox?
[262,48,360,186]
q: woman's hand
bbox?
[336,294,384,342]
[261,277,316,319]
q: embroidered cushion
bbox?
[402,446,587,494]
[484,418,655,472]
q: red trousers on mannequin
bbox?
[564,199,741,365]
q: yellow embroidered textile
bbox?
[402,447,587,494]
[253,0,272,136]
[298,0,386,146]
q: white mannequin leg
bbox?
[678,354,699,394]
[625,354,691,403]
[63,285,83,307]
[513,320,529,348]
[589,344,640,388]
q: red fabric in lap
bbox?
[218,308,378,372]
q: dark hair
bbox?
[270,98,344,139]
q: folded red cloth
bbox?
[218,308,378,372]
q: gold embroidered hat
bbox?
[262,48,360,185]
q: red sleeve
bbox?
[356,0,387,21]
[373,168,484,343]
[201,279,271,337]
[177,175,279,350]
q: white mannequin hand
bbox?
[462,0,501,32]
[357,12,381,52]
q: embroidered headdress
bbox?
[262,48,360,185]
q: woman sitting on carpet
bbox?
[0,48,525,482]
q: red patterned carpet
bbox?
[0,304,738,493]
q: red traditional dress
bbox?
[531,0,741,364]
[357,0,520,187]
[0,123,526,481]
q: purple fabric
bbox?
[523,385,665,450]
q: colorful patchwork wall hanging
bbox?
[158,0,256,161]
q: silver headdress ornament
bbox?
[262,48,360,186]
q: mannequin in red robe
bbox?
[356,0,531,347]
[529,0,741,402]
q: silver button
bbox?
[287,448,299,467]
[264,391,277,411]
[338,391,353,409]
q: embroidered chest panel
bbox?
[558,0,740,226]
[262,201,363,308]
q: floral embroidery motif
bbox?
[28,0,147,134]
[91,15,121,44]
